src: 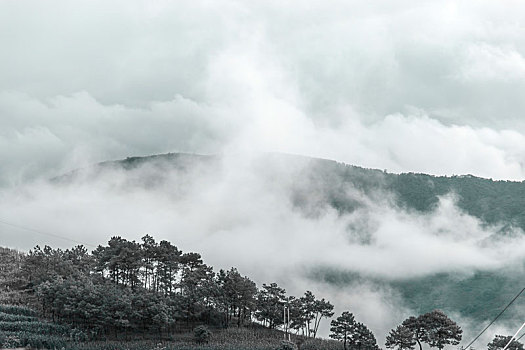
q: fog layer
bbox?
[1,155,524,342]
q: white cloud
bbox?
[459,43,525,81]
[2,0,525,342]
[1,156,524,340]
[2,0,525,185]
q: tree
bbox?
[299,290,316,337]
[179,263,216,322]
[156,240,181,295]
[311,297,334,338]
[140,234,158,290]
[219,268,257,327]
[402,315,427,350]
[401,310,462,350]
[256,283,286,329]
[386,325,416,350]
[488,335,524,350]
[93,237,143,288]
[287,291,333,338]
[420,310,462,350]
[353,322,380,350]
[330,311,356,350]
[0,247,25,304]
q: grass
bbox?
[0,304,37,317]
[66,328,343,350]
[0,305,343,350]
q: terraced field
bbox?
[0,305,76,349]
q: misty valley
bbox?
[3,1,525,348]
[1,153,525,350]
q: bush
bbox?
[0,311,36,322]
[0,304,37,316]
[0,320,70,335]
[194,325,212,344]
[276,340,297,350]
[0,332,67,349]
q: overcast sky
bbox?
[3,2,525,341]
[2,0,525,187]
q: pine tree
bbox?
[386,325,416,350]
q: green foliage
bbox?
[0,320,70,335]
[256,283,287,329]
[287,291,334,339]
[5,233,336,346]
[216,267,257,327]
[63,327,342,350]
[276,340,297,350]
[329,311,355,345]
[0,332,68,349]
[0,311,36,322]
[330,311,379,350]
[0,304,37,316]
[488,335,524,350]
[419,310,462,349]
[398,310,462,350]
[0,247,25,304]
[194,325,212,344]
[385,325,416,350]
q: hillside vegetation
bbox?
[0,236,355,350]
[57,152,525,231]
[0,235,474,350]
[53,153,525,325]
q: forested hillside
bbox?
[57,152,525,231]
[0,235,482,350]
[0,236,379,350]
[52,153,525,328]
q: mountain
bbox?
[56,152,525,231]
[53,152,525,325]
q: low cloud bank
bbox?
[1,155,524,341]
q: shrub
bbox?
[194,325,212,344]
[0,320,70,335]
[276,340,297,350]
[0,304,37,316]
[0,311,36,322]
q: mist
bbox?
[3,0,525,186]
[2,154,524,343]
[2,0,525,346]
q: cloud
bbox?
[2,155,525,341]
[2,0,525,343]
[459,44,525,82]
[2,0,525,185]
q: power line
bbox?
[463,287,525,350]
[516,331,525,342]
[502,322,525,350]
[0,219,97,248]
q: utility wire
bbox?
[0,218,97,248]
[502,322,525,350]
[516,331,525,342]
[463,287,525,350]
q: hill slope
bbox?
[53,152,525,326]
[57,152,525,231]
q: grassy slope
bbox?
[0,305,341,350]
[68,328,341,350]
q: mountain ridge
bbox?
[49,152,525,324]
[54,152,525,232]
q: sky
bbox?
[2,0,525,187]
[2,0,525,344]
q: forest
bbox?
[0,236,518,350]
